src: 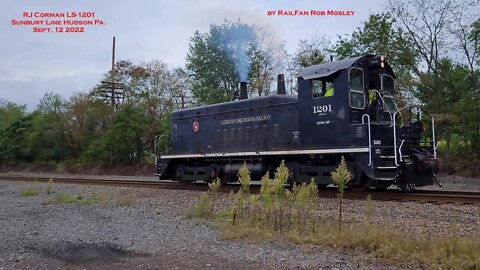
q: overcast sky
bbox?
[0,0,386,109]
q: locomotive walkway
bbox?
[1,173,480,205]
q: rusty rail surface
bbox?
[0,175,205,190]
[1,175,479,205]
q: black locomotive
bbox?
[157,55,441,190]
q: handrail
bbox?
[154,135,161,157]
[361,114,372,166]
[432,117,436,158]
[393,106,438,164]
[421,111,438,159]
[369,90,393,125]
[385,94,403,125]
[146,152,158,168]
[432,117,437,159]
[154,133,171,157]
[393,106,409,166]
[398,140,405,162]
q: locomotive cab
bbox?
[296,55,440,189]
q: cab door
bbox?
[348,67,367,124]
[297,72,347,149]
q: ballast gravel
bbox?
[0,178,479,269]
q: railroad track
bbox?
[342,189,480,205]
[1,175,479,205]
[0,175,206,191]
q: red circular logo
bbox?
[192,120,200,133]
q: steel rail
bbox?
[0,175,198,190]
[1,175,479,205]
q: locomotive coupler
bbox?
[419,156,443,187]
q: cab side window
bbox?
[311,79,334,98]
[349,68,365,109]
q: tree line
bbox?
[1,0,479,174]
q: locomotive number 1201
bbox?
[313,104,332,114]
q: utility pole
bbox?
[111,36,116,107]
[100,36,124,109]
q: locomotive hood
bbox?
[298,54,394,80]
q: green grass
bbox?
[220,221,480,269]
[55,193,83,204]
[20,186,41,197]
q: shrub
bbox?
[208,177,221,213]
[272,160,288,199]
[190,192,212,219]
[330,156,351,231]
[46,178,54,194]
[238,162,251,195]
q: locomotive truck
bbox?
[156,55,441,190]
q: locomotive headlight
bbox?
[380,56,385,68]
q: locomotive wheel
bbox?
[347,167,370,191]
[286,169,295,186]
[348,183,369,191]
[375,182,391,190]
[317,184,329,189]
[399,183,416,192]
[206,167,217,183]
[218,169,228,184]
[174,166,182,181]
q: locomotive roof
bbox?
[298,54,393,79]
[172,94,298,119]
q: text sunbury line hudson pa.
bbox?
[11,19,103,26]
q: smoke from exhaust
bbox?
[210,20,256,82]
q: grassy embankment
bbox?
[189,159,480,269]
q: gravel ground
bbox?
[418,174,480,192]
[0,180,398,270]
[0,176,479,269]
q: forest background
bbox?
[1,0,479,177]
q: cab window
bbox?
[383,97,396,113]
[311,79,334,98]
[381,74,396,112]
[381,74,394,96]
[349,68,365,109]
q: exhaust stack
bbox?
[277,74,286,95]
[240,82,247,100]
